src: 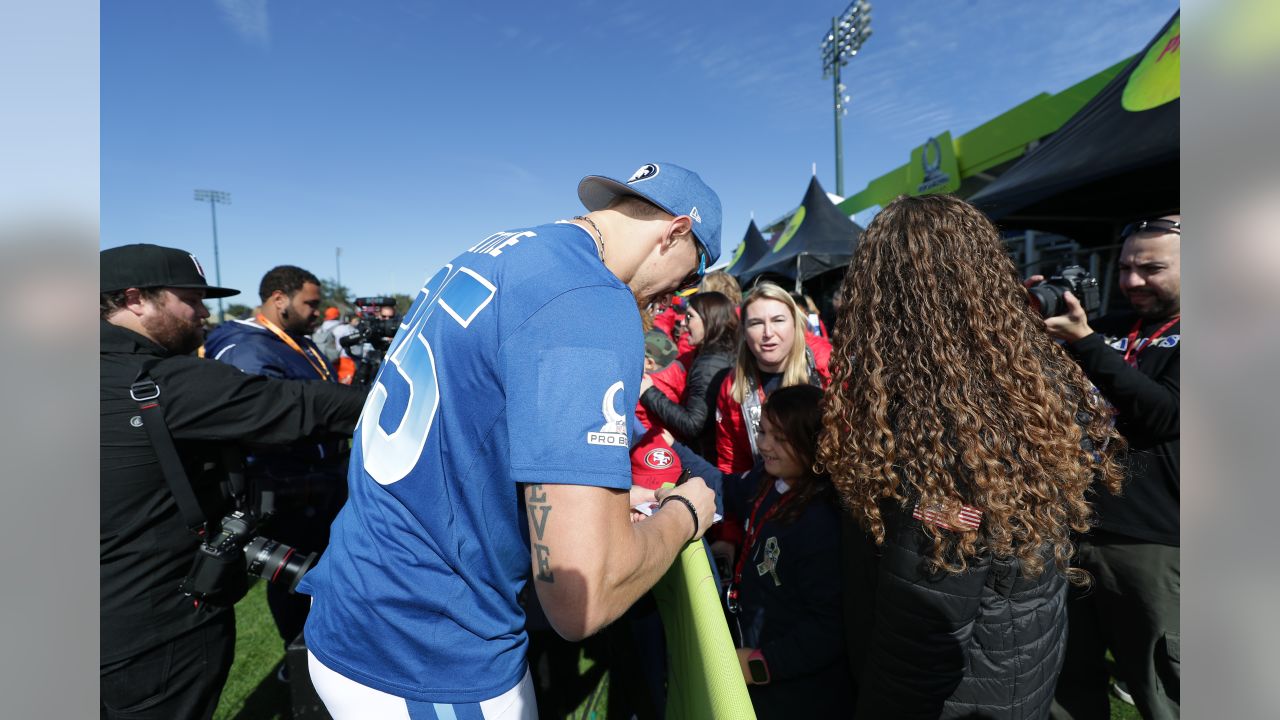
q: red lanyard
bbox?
[256,314,333,381]
[727,483,796,610]
[1122,316,1179,368]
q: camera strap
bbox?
[131,359,209,536]
[220,445,250,513]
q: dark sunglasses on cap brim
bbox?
[1121,218,1181,239]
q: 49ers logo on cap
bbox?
[628,164,659,183]
[644,448,674,470]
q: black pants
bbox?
[100,611,236,720]
[1051,533,1180,720]
[259,471,346,650]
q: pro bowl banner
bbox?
[652,541,756,719]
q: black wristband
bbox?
[660,494,699,545]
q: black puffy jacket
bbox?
[639,346,734,456]
[845,508,1067,719]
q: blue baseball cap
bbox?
[578,162,723,264]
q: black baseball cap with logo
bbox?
[100,243,240,298]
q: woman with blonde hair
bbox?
[818,194,1125,719]
[713,282,829,474]
[697,269,742,306]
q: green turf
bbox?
[214,585,1136,719]
[214,581,289,720]
[1110,695,1142,720]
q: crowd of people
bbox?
[99,162,1179,720]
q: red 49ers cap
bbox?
[630,427,682,491]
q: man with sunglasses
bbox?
[298,163,721,719]
[1043,215,1181,720]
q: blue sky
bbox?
[102,0,1178,304]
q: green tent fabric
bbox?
[725,220,769,280]
[970,12,1180,244]
[740,176,863,285]
[651,542,756,719]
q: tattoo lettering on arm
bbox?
[526,484,554,583]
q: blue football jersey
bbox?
[299,222,642,702]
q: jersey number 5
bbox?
[359,264,496,485]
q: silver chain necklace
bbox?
[573,215,605,263]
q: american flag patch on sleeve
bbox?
[912,502,983,531]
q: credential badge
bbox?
[757,536,782,586]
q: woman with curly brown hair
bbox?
[817,194,1125,719]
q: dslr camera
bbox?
[1027,265,1101,318]
[179,508,316,608]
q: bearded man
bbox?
[99,244,365,719]
[1042,216,1182,720]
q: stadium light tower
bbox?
[193,189,231,323]
[821,0,873,197]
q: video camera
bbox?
[1027,265,1101,318]
[340,296,400,352]
[340,296,401,386]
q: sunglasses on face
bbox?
[1121,218,1181,239]
[675,237,708,293]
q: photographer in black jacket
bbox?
[1040,216,1181,720]
[100,244,366,720]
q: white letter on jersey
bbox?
[468,230,535,257]
[358,264,497,485]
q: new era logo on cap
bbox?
[189,254,207,279]
[689,207,701,223]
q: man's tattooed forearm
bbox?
[527,484,554,583]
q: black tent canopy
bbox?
[739,176,863,285]
[970,12,1180,245]
[723,220,768,279]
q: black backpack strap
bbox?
[221,445,256,515]
[132,358,208,535]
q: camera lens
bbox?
[1028,283,1068,318]
[244,536,317,593]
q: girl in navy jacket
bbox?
[675,384,852,719]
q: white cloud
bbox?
[214,0,270,47]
